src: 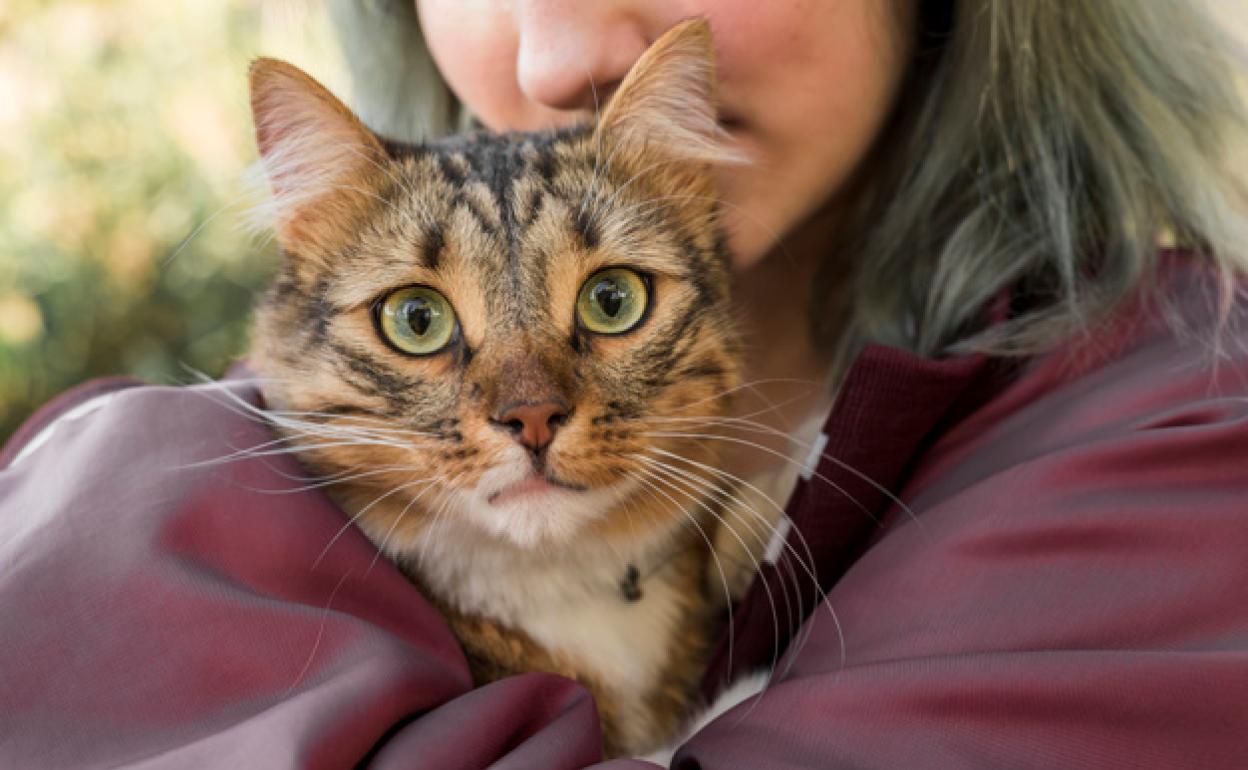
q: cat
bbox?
[245,20,769,757]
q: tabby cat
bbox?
[247,20,763,756]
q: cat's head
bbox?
[247,20,744,553]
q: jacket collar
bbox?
[701,342,1011,694]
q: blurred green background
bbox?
[0,0,348,441]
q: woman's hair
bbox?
[328,0,1248,360]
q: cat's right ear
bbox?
[592,19,745,168]
[248,58,385,252]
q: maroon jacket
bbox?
[3,254,1247,769]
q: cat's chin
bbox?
[451,459,640,551]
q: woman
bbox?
[2,1,1246,767]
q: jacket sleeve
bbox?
[0,379,641,770]
[675,334,1248,768]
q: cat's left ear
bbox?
[248,58,386,253]
[592,19,745,169]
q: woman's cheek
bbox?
[707,1,916,266]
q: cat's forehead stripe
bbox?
[429,131,578,234]
[422,222,445,270]
[510,176,545,232]
[419,132,587,314]
[456,181,503,232]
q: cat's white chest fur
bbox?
[408,515,689,700]
[527,570,688,693]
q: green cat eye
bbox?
[377,286,456,356]
[576,268,649,335]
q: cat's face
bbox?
[249,21,742,552]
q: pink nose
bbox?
[495,401,569,451]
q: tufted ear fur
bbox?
[248,58,386,252]
[593,19,744,168]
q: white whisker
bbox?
[644,445,846,677]
[313,473,438,569]
[640,430,878,525]
[367,472,457,575]
[633,455,790,677]
[636,455,795,622]
[628,465,737,674]
[641,415,924,532]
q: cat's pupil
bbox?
[404,298,433,336]
[593,280,623,317]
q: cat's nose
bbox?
[494,401,570,451]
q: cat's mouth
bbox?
[487,471,586,506]
[465,459,641,547]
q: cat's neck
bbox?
[416,516,683,618]
[394,505,697,628]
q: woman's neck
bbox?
[722,208,847,484]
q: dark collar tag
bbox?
[619,564,642,602]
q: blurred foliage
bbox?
[0,0,344,441]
